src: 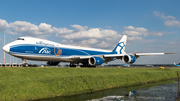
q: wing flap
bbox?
[104,54,127,57]
[69,55,92,59]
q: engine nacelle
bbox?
[122,55,136,64]
[88,57,104,66]
[46,61,60,66]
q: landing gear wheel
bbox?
[22,59,28,67]
[81,63,96,68]
[80,63,88,67]
[70,63,76,67]
[23,63,28,67]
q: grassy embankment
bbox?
[0,67,179,100]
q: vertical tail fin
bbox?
[113,35,127,54]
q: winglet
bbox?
[164,52,175,54]
[112,35,127,54]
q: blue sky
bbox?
[0,0,180,64]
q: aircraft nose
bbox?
[3,45,10,53]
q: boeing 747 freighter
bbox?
[2,35,173,67]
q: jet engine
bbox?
[88,57,104,66]
[46,61,60,66]
[122,55,136,64]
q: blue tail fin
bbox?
[112,35,127,54]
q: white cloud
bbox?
[128,36,144,41]
[81,39,98,44]
[56,25,120,40]
[0,18,123,49]
[61,39,97,48]
[56,25,122,49]
[0,18,164,49]
[164,20,180,27]
[8,21,58,36]
[136,27,148,32]
[123,26,149,36]
[0,20,67,36]
[0,19,10,31]
[54,27,73,35]
[166,16,176,20]
[71,25,88,31]
[10,21,39,35]
[153,11,176,20]
[39,23,52,31]
[154,11,180,27]
[97,41,110,48]
[123,26,162,37]
[150,31,163,36]
[122,26,164,44]
[123,30,142,36]
[124,26,135,30]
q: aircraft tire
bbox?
[70,63,76,67]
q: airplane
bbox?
[2,35,174,67]
[174,62,180,66]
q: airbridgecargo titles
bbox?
[3,35,174,67]
[36,42,54,47]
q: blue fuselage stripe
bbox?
[10,44,114,57]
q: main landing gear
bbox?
[80,62,96,68]
[22,59,28,67]
[69,63,76,67]
[69,62,96,68]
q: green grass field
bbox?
[0,67,179,100]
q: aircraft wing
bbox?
[70,54,128,59]
[70,52,174,59]
[104,52,174,57]
[135,52,174,56]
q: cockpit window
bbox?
[17,38,24,40]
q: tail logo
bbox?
[116,42,125,54]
